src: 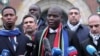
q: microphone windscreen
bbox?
[86,45,97,55]
[67,46,78,56]
[52,47,62,56]
[43,38,51,52]
[1,49,10,56]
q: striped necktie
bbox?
[10,36,17,51]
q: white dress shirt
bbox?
[49,28,58,33]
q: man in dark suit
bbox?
[18,4,46,33]
[22,15,38,56]
[65,7,89,44]
[0,6,29,56]
[34,6,82,56]
[81,14,100,56]
[28,4,46,30]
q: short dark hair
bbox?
[48,6,63,16]
[1,6,16,15]
[69,7,80,13]
[29,4,41,14]
[22,14,37,24]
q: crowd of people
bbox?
[0,4,100,56]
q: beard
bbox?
[3,22,14,30]
[25,28,35,33]
[26,29,33,32]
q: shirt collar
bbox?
[67,20,80,31]
[89,32,100,41]
[49,28,58,33]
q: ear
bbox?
[23,25,26,34]
[60,15,62,21]
[15,16,18,21]
[79,14,81,18]
[35,23,38,29]
[61,15,63,18]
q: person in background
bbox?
[17,4,46,33]
[81,14,100,56]
[22,15,37,56]
[0,6,29,56]
[28,4,46,30]
[64,7,89,43]
[34,6,82,56]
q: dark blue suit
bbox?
[64,24,89,43]
[37,18,47,30]
[0,34,29,56]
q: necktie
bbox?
[10,37,17,51]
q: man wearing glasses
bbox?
[81,14,100,56]
[64,7,89,44]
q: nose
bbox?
[7,15,11,20]
[49,16,54,20]
[92,26,96,31]
[72,13,76,17]
[8,15,11,18]
[30,10,34,13]
[27,22,30,25]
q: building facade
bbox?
[0,0,99,26]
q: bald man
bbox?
[34,6,82,56]
[81,14,100,56]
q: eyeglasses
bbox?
[69,12,79,15]
[88,24,100,28]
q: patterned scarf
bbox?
[0,28,21,37]
[67,20,80,31]
[38,23,69,56]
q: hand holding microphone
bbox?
[67,46,78,56]
[43,38,52,56]
[43,38,62,56]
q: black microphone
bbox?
[86,45,100,56]
[43,38,52,56]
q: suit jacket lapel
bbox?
[3,37,15,54]
[16,35,21,52]
[97,38,100,50]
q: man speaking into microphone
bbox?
[81,14,100,56]
[34,6,83,56]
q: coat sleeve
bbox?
[67,30,83,56]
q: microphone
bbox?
[43,38,52,56]
[0,49,10,56]
[86,45,99,56]
[52,47,62,56]
[67,46,78,56]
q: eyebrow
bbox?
[88,24,100,28]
